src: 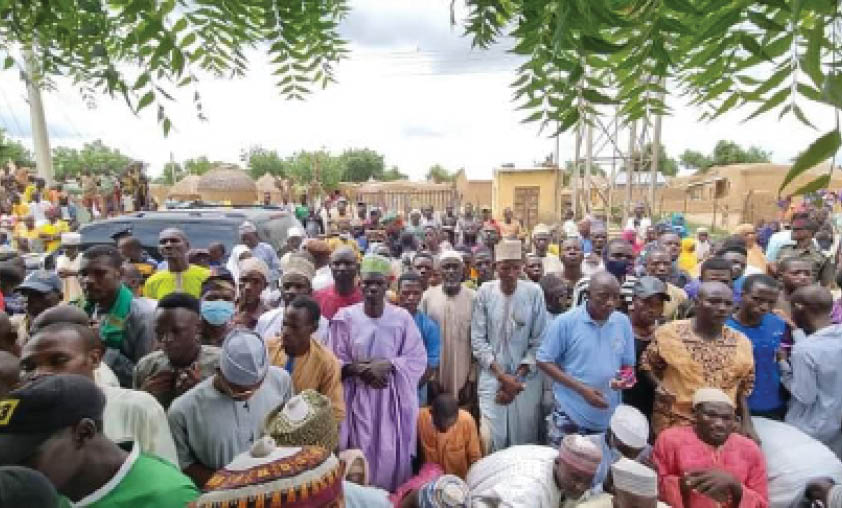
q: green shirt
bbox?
[143,264,210,300]
[71,443,199,507]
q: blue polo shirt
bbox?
[726,313,786,412]
[413,311,441,405]
[537,305,635,431]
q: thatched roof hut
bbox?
[168,175,201,201]
[255,173,283,203]
[196,165,257,204]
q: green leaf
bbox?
[792,103,816,129]
[779,129,841,192]
[697,8,743,42]
[788,173,830,196]
[132,73,149,91]
[137,91,154,112]
[743,86,789,120]
[582,88,616,104]
[663,0,698,14]
[739,33,769,61]
[3,56,13,69]
[822,72,842,109]
[581,35,626,54]
[522,110,544,123]
[803,19,824,88]
[747,10,785,32]
[162,118,172,136]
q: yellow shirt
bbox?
[12,203,29,218]
[143,264,210,300]
[23,184,35,202]
[38,220,70,252]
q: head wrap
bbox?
[438,250,463,264]
[238,221,258,235]
[494,239,523,262]
[196,438,344,508]
[305,239,330,257]
[282,255,315,282]
[692,387,735,408]
[339,449,369,485]
[239,257,270,282]
[417,475,470,508]
[360,254,391,275]
[263,390,337,452]
[609,405,649,449]
[220,329,269,386]
[610,458,658,498]
[225,244,252,287]
[558,434,602,476]
[60,232,81,246]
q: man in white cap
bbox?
[472,238,547,452]
[579,458,667,508]
[696,227,712,260]
[652,387,767,508]
[532,223,564,275]
[56,231,82,302]
[238,220,280,285]
[420,249,476,407]
[167,328,292,487]
[256,254,328,342]
[233,257,270,330]
[592,404,651,489]
[279,226,304,271]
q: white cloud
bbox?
[0,0,834,182]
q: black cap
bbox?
[0,375,106,465]
[632,276,671,301]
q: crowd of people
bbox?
[2,183,842,507]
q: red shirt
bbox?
[313,285,363,320]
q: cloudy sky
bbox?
[0,0,836,180]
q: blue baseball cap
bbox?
[16,271,61,294]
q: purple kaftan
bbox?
[328,302,427,491]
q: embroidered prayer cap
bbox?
[609,405,649,450]
[532,223,551,237]
[360,254,392,276]
[287,226,305,239]
[60,232,81,246]
[238,221,258,234]
[196,437,344,508]
[438,250,463,265]
[263,390,337,452]
[0,374,106,465]
[417,474,471,508]
[282,255,315,282]
[494,239,523,262]
[692,387,735,408]
[610,458,658,498]
[220,329,269,386]
[239,257,270,282]
[558,434,602,476]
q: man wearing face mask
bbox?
[198,271,237,347]
[573,238,638,313]
[538,271,635,446]
[168,328,292,488]
[134,293,220,410]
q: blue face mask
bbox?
[201,300,235,326]
[605,259,630,279]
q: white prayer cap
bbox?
[610,458,658,498]
[287,227,304,239]
[438,250,463,264]
[60,232,81,246]
[532,223,551,237]
[239,221,258,234]
[220,329,269,386]
[239,257,270,282]
[692,387,735,408]
[494,239,522,262]
[609,405,649,449]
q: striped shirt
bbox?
[572,275,638,311]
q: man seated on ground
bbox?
[0,375,199,506]
[466,434,602,507]
[266,295,345,426]
[780,284,842,456]
[134,293,221,410]
[18,317,178,465]
[592,404,651,489]
[167,328,292,487]
[579,458,667,508]
[652,387,768,508]
[417,392,482,480]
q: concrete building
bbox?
[454,169,492,210]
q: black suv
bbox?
[79,207,301,258]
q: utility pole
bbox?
[624,121,637,225]
[650,97,663,216]
[24,50,52,184]
[584,117,593,215]
[572,120,581,218]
